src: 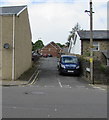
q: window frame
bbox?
[93,41,100,51]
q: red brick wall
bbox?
[40,44,59,57]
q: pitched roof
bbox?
[77,30,109,40]
[50,41,62,50]
[41,41,57,50]
[0,5,27,16]
[41,41,62,50]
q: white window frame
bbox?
[93,41,100,51]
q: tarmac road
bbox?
[2,57,107,119]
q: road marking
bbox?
[63,85,71,88]
[12,106,17,109]
[44,85,55,88]
[58,79,62,88]
[76,85,85,88]
[89,84,106,91]
[54,108,57,112]
[93,87,106,91]
[99,88,106,91]
[28,70,40,85]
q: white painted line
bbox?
[76,85,85,88]
[59,81,62,88]
[12,106,17,109]
[63,85,71,88]
[30,71,40,85]
[99,88,106,91]
[89,84,106,91]
[57,78,63,88]
[54,108,57,112]
[93,86,101,89]
[44,86,55,88]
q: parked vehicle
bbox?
[43,54,48,58]
[32,52,41,61]
[57,55,80,75]
[48,54,53,57]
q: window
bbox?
[62,57,78,64]
[93,42,99,51]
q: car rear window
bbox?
[62,57,78,64]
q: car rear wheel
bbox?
[59,70,62,75]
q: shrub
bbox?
[99,64,109,75]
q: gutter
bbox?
[17,6,27,16]
[12,14,15,81]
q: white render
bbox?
[68,32,81,55]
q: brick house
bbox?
[40,41,62,57]
[0,5,32,80]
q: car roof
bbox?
[61,55,77,58]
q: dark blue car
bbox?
[57,55,80,75]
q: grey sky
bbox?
[0,0,107,45]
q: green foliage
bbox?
[99,64,109,75]
[68,23,81,41]
[84,52,90,57]
[32,40,44,51]
[65,42,70,47]
[56,43,65,48]
[99,64,106,73]
[72,23,81,32]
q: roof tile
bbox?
[0,5,27,15]
[77,30,109,39]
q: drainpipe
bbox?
[12,14,15,81]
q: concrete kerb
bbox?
[1,68,40,87]
[81,76,107,90]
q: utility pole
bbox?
[85,0,94,84]
[90,0,94,84]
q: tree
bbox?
[56,43,65,48]
[68,23,81,41]
[72,22,81,33]
[65,42,70,47]
[32,40,44,51]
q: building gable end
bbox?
[17,6,27,16]
[41,42,59,51]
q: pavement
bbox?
[0,69,40,86]
[0,61,40,86]
[0,80,29,86]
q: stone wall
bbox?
[82,40,109,62]
[79,57,109,84]
[82,40,109,52]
